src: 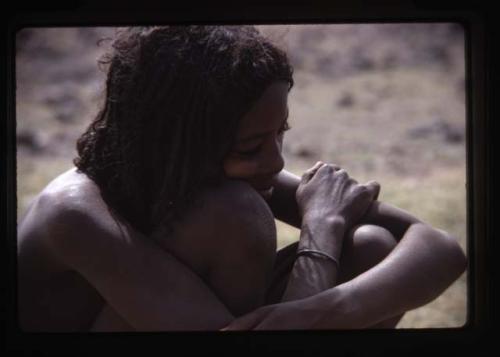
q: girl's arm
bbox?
[223,168,467,329]
[39,193,235,331]
[224,221,466,330]
[268,169,303,228]
[270,169,447,239]
[277,163,380,301]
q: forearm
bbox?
[228,168,466,330]
[271,170,420,239]
[269,169,302,227]
[314,223,467,328]
[281,217,345,301]
[275,167,382,302]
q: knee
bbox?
[349,224,397,260]
[198,180,277,252]
[214,180,276,237]
[340,225,397,280]
[209,180,271,216]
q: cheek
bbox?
[223,158,259,179]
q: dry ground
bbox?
[16,24,467,328]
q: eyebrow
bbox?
[239,110,289,144]
[239,132,269,144]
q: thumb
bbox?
[364,180,381,201]
[301,161,324,184]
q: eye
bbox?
[278,121,291,135]
[236,145,262,157]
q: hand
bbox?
[220,287,356,330]
[220,300,318,331]
[220,304,284,331]
[296,162,380,229]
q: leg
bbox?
[338,224,397,283]
[162,180,278,317]
[90,181,278,330]
[265,241,299,304]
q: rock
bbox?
[352,52,375,71]
[292,145,314,158]
[407,119,464,144]
[44,90,82,124]
[407,125,434,139]
[440,123,464,144]
[17,130,45,152]
[337,92,355,108]
[315,54,337,76]
[56,107,77,123]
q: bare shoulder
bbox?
[20,168,107,234]
[18,168,125,268]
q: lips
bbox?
[248,175,278,199]
[257,186,274,200]
[250,177,277,191]
[254,183,274,191]
[249,182,274,200]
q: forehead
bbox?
[235,81,289,138]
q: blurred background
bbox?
[16,24,467,328]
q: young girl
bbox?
[17,26,466,331]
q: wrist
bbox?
[299,215,346,254]
[302,213,346,231]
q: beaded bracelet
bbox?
[296,248,340,268]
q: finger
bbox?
[220,307,270,331]
[301,161,324,184]
[318,163,342,174]
[329,163,342,171]
[334,168,348,179]
[364,180,381,201]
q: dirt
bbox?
[15,24,467,328]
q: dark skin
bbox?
[17,82,467,331]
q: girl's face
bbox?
[223,81,290,200]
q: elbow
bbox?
[411,223,467,282]
[434,227,467,280]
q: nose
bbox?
[263,137,285,176]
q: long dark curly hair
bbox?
[74,26,294,236]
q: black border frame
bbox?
[4,1,495,356]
